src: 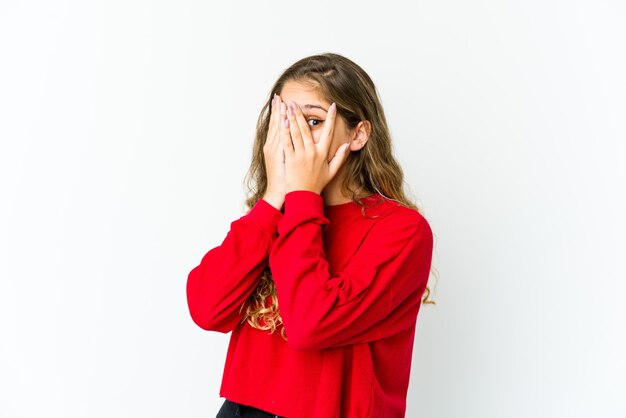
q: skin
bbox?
[262,80,372,210]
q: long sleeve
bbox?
[269,191,433,351]
[186,198,283,333]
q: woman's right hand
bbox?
[262,94,287,210]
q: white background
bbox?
[1,1,625,417]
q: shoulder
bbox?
[376,198,431,231]
[367,198,433,248]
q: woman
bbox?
[186,52,434,418]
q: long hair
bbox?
[241,53,435,339]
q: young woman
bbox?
[186,53,434,418]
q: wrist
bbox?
[262,192,285,210]
[286,184,322,195]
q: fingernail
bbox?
[287,103,294,117]
[330,103,337,114]
[284,118,290,128]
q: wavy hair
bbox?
[241,53,436,339]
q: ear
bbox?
[348,120,371,151]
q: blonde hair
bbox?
[241,53,436,339]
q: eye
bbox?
[307,118,323,128]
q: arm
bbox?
[269,191,434,351]
[186,198,283,333]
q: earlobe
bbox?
[349,120,371,151]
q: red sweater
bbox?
[187,191,433,418]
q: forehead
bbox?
[279,80,329,106]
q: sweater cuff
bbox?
[278,191,329,235]
[247,198,283,236]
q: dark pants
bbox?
[216,399,282,418]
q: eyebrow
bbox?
[301,103,328,113]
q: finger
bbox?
[269,94,283,149]
[265,93,278,144]
[267,94,278,138]
[280,102,294,157]
[291,102,314,149]
[319,102,337,152]
[328,142,350,178]
[287,102,305,152]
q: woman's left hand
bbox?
[282,101,351,194]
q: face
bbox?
[278,80,355,160]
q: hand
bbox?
[262,94,287,210]
[282,101,350,194]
